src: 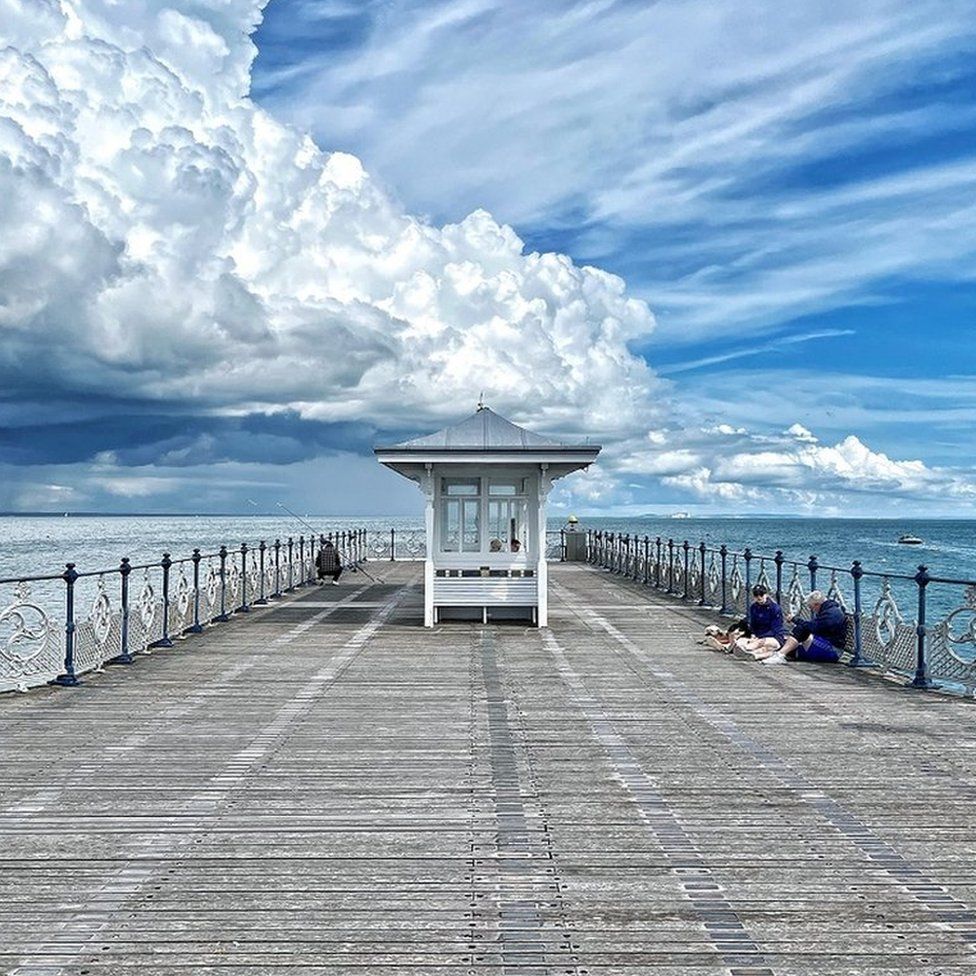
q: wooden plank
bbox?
[0,562,975,974]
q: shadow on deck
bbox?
[1,562,975,975]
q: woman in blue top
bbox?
[735,584,787,658]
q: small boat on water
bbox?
[898,534,923,545]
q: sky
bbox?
[1,0,974,517]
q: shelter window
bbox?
[487,479,528,553]
[441,497,481,553]
[488,479,526,496]
[443,479,480,495]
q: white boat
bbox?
[897,534,923,545]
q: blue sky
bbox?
[1,0,975,516]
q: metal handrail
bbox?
[0,529,367,693]
[585,529,976,693]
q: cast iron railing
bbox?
[0,530,366,693]
[586,530,976,695]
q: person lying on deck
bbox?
[733,585,787,658]
[758,590,847,666]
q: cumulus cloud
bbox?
[604,420,976,513]
[0,0,657,441]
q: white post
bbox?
[537,464,552,627]
[422,464,435,628]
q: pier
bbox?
[3,561,976,974]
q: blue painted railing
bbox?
[587,530,976,695]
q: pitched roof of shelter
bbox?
[376,406,598,453]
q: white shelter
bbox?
[374,406,601,627]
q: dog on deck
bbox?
[695,619,750,653]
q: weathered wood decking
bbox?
[2,563,976,975]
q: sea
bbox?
[2,514,975,622]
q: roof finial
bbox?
[477,391,486,411]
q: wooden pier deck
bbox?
[3,562,976,975]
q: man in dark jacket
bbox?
[762,590,847,666]
[316,538,342,585]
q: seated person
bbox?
[761,590,847,666]
[489,538,503,552]
[510,538,521,553]
[734,585,787,658]
[315,539,342,585]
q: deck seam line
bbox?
[7,584,406,976]
[541,628,774,976]
[553,581,976,951]
[476,628,581,976]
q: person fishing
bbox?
[316,537,342,585]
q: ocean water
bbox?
[3,514,974,581]
[1,514,974,623]
[583,516,976,583]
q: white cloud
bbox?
[256,0,976,341]
[0,0,658,440]
[618,421,976,511]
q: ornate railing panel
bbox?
[0,582,63,691]
[0,530,365,694]
[585,529,976,696]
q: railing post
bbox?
[52,563,80,686]
[682,541,690,599]
[666,539,675,593]
[256,541,268,605]
[390,527,396,561]
[698,542,707,605]
[112,558,135,663]
[643,536,650,585]
[154,553,174,647]
[911,565,933,689]
[273,539,282,598]
[808,554,819,591]
[298,536,306,588]
[189,549,204,631]
[216,545,230,622]
[774,550,784,605]
[743,547,752,598]
[848,560,871,667]
[286,537,295,592]
[719,545,729,614]
[655,537,662,587]
[238,543,250,612]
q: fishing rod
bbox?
[273,502,384,583]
